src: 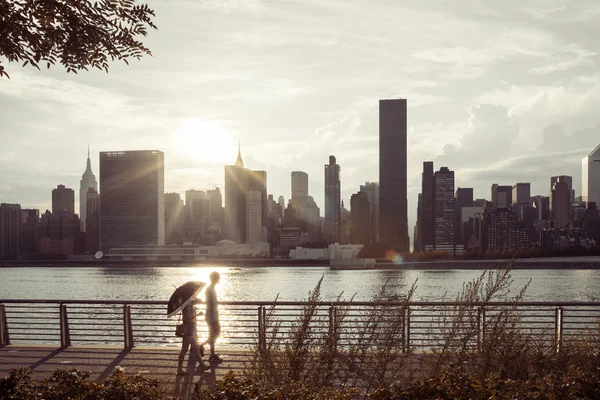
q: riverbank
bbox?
[0,258,329,268]
[331,256,600,270]
[3,255,600,269]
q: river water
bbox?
[1,266,599,302]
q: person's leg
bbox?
[208,322,222,360]
[177,337,191,373]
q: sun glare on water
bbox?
[174,118,236,163]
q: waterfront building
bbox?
[291,171,309,202]
[164,192,184,245]
[551,179,570,229]
[455,187,473,248]
[99,150,165,252]
[350,191,370,244]
[52,184,75,216]
[79,146,97,232]
[207,187,223,226]
[85,188,100,253]
[483,208,528,251]
[0,203,22,260]
[224,146,267,244]
[379,99,409,251]
[279,227,302,250]
[461,206,483,250]
[420,161,435,251]
[359,182,379,243]
[551,175,574,203]
[38,210,82,254]
[582,144,600,207]
[247,190,263,243]
[491,184,512,209]
[512,183,531,206]
[20,209,39,256]
[324,155,341,243]
[434,167,456,254]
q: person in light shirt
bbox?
[202,271,222,362]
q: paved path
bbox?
[0,345,251,399]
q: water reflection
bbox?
[1,266,600,302]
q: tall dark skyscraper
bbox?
[350,191,370,244]
[379,99,408,251]
[99,150,165,252]
[421,161,435,250]
[324,155,340,243]
[434,167,455,254]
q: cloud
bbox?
[528,44,597,75]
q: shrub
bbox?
[0,367,167,400]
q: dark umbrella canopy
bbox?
[167,281,206,318]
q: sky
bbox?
[1,0,600,245]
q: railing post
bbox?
[329,306,337,352]
[478,306,486,351]
[123,305,134,348]
[257,306,265,353]
[555,307,563,353]
[0,304,10,346]
[405,306,411,352]
[59,304,71,347]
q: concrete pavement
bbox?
[0,345,251,399]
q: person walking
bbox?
[203,271,223,362]
[177,302,209,374]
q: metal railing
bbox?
[1,300,599,352]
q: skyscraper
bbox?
[359,182,379,243]
[79,146,97,232]
[491,184,512,209]
[551,179,570,229]
[165,192,184,245]
[512,183,531,206]
[52,184,75,216]
[247,190,263,243]
[207,187,223,225]
[291,171,309,200]
[434,167,455,254]
[324,155,341,243]
[379,99,408,251]
[99,150,165,252]
[0,203,21,260]
[350,191,370,244]
[551,175,574,203]
[224,145,267,244]
[421,161,435,250]
[582,144,600,207]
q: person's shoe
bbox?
[176,369,186,375]
[195,365,211,373]
[209,354,223,362]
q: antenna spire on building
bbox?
[235,139,244,168]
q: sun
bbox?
[173,118,236,163]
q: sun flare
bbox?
[174,118,236,163]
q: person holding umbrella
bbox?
[167,281,210,374]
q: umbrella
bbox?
[167,281,206,318]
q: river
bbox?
[1,266,599,302]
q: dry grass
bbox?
[243,262,600,396]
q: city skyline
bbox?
[2,1,600,241]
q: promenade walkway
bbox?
[0,345,250,399]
